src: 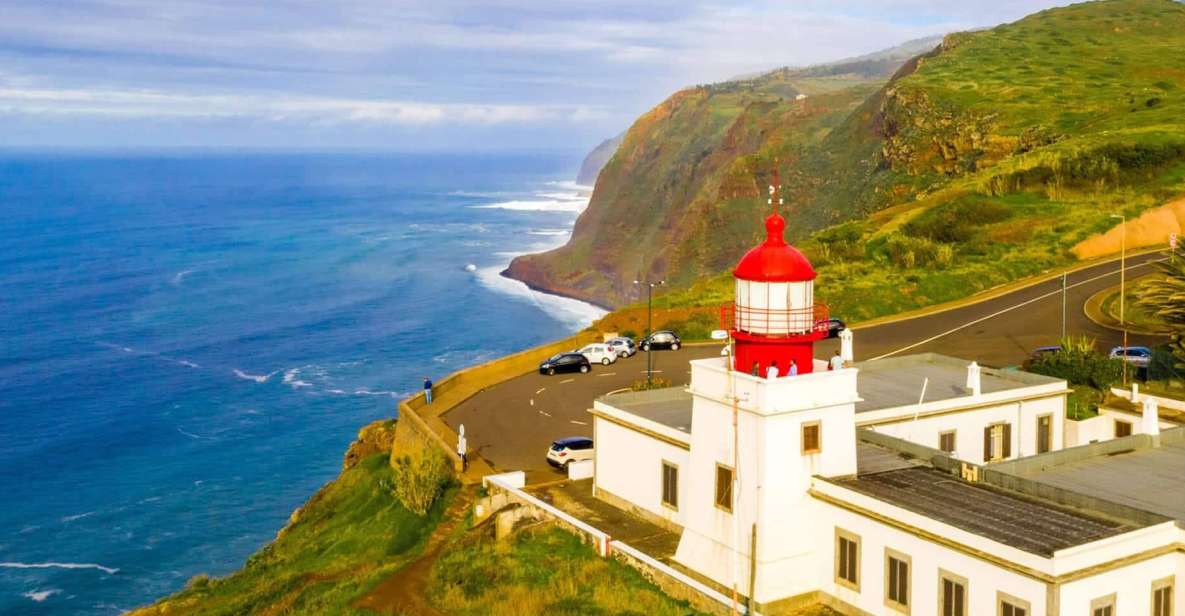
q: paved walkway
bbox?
[528,479,681,560]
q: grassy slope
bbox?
[130,453,453,616]
[428,527,709,616]
[597,0,1185,325]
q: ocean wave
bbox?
[23,589,60,602]
[0,562,118,575]
[176,427,208,440]
[233,369,275,383]
[61,512,95,523]
[475,265,605,329]
[354,388,404,398]
[97,342,200,369]
[282,368,313,389]
[470,199,587,213]
[527,229,570,236]
[170,269,195,286]
[545,180,592,191]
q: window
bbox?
[714,464,733,513]
[1037,414,1052,454]
[997,592,1029,616]
[834,529,859,590]
[983,423,1012,462]
[802,421,821,454]
[1153,577,1174,616]
[1091,593,1116,616]
[884,549,910,613]
[939,430,956,454]
[1115,419,1132,438]
[939,570,967,616]
[661,461,678,510]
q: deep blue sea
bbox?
[0,151,602,614]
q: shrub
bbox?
[390,447,453,516]
[631,377,673,391]
[620,329,638,340]
[882,233,952,269]
[1028,336,1125,391]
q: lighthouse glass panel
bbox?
[734,279,814,335]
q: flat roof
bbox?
[833,467,1139,556]
[598,388,693,434]
[1021,440,1185,522]
[854,353,1063,414]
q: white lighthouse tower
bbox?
[673,202,862,607]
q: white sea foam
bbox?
[354,388,402,398]
[170,269,195,285]
[233,369,275,383]
[475,265,605,330]
[23,589,60,602]
[282,368,313,389]
[327,389,347,395]
[175,359,200,368]
[470,199,588,213]
[61,512,95,523]
[546,180,592,191]
[176,427,207,440]
[0,562,118,575]
[527,229,570,237]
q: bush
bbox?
[882,233,952,269]
[620,329,638,340]
[1028,337,1124,391]
[390,447,453,516]
[903,199,1012,243]
[631,377,672,391]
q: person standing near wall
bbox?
[766,361,780,380]
[829,351,845,371]
[423,376,433,404]
[457,424,468,471]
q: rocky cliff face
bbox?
[508,0,1185,308]
[576,134,624,186]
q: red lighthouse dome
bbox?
[724,211,828,377]
[733,213,816,282]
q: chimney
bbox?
[1142,397,1160,437]
[840,328,854,364]
[966,362,982,397]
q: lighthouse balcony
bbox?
[720,302,830,337]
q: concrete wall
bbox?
[593,417,688,530]
[867,395,1065,463]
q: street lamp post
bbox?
[1111,214,1128,384]
[635,279,664,386]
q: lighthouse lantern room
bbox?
[723,196,827,377]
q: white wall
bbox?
[1059,551,1184,615]
[867,396,1065,463]
[1063,408,1176,447]
[593,417,688,528]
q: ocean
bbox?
[0,151,603,614]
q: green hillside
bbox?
[509,0,1185,318]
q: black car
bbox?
[640,330,681,351]
[539,352,591,375]
[824,318,846,339]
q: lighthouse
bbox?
[724,208,828,376]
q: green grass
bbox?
[427,527,707,616]
[133,453,453,615]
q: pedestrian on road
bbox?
[766,361,780,380]
[829,351,845,371]
[457,424,468,471]
[423,376,433,404]
[788,359,798,376]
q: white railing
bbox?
[484,474,753,615]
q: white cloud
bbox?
[0,84,600,126]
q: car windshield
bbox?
[550,442,565,451]
[547,354,563,362]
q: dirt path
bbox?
[354,488,474,616]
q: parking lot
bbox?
[444,344,723,481]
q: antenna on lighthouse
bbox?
[767,169,783,215]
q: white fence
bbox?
[483,474,752,615]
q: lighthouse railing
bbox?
[720,302,829,336]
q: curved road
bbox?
[446,251,1169,480]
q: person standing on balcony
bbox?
[766,360,780,379]
[829,351,845,371]
[788,359,799,376]
[423,376,433,404]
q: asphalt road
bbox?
[446,251,1169,479]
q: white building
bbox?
[591,211,1184,615]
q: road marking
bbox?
[539,410,551,417]
[596,372,617,377]
[870,257,1167,361]
[641,370,664,374]
[570,420,587,425]
[529,399,534,406]
[559,378,575,384]
[535,387,546,395]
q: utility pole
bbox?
[1111,214,1128,384]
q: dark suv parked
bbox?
[539,352,591,375]
[641,330,681,351]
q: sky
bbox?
[0,0,1078,151]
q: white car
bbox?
[577,343,617,366]
[547,437,594,469]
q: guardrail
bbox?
[484,474,752,615]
